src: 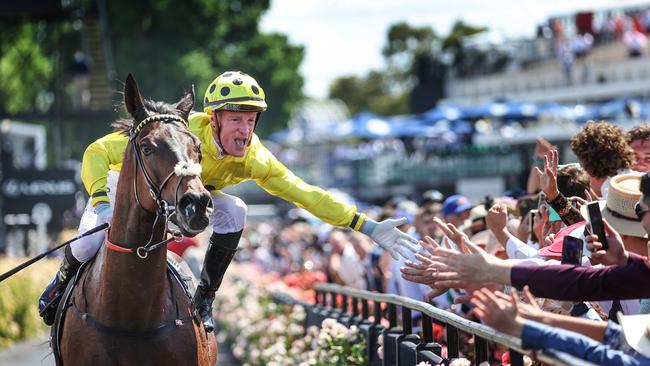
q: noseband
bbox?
[106,114,202,259]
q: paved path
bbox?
[0,333,55,366]
[0,331,240,366]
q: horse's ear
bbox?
[124,74,147,120]
[176,85,195,119]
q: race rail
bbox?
[275,283,596,366]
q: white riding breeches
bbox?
[209,191,247,234]
[70,171,118,262]
[69,171,247,262]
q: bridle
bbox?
[106,113,201,259]
[130,114,185,218]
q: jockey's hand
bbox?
[362,217,419,260]
[94,202,113,226]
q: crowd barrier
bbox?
[275,283,595,366]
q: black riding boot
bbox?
[192,231,241,332]
[38,245,82,326]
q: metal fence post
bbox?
[447,325,459,359]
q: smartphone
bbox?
[586,201,608,251]
[529,209,538,243]
[562,236,583,265]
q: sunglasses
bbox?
[635,202,650,220]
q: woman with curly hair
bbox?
[570,121,635,197]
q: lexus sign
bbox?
[2,169,79,231]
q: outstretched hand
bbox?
[470,288,525,337]
[367,217,420,260]
[401,230,512,290]
[433,217,471,253]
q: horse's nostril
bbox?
[183,202,196,218]
[179,192,211,218]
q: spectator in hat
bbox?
[442,195,473,228]
[421,189,444,209]
[627,124,650,173]
[580,174,648,257]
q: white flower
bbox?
[449,358,471,366]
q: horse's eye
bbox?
[141,145,153,155]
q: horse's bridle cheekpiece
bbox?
[107,114,201,259]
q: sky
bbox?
[260,0,650,98]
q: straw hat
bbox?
[618,313,650,358]
[580,174,646,238]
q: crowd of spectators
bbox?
[546,8,650,84]
[178,120,650,365]
[169,120,650,364]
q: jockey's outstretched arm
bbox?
[252,142,419,260]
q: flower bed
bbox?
[215,264,366,365]
[0,258,58,348]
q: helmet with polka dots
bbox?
[203,71,267,115]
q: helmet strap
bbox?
[213,112,229,157]
[248,112,261,147]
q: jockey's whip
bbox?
[0,223,109,283]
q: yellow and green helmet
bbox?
[203,71,267,115]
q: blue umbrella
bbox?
[500,100,539,120]
[572,104,599,123]
[336,112,393,139]
[451,120,473,134]
[597,98,628,120]
[463,100,539,120]
[421,104,465,123]
[463,102,496,120]
[389,115,449,138]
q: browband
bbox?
[130,114,186,140]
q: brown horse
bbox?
[58,75,217,365]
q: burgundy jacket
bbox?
[511,253,650,301]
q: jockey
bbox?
[38,71,419,331]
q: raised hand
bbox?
[433,217,471,253]
[486,203,508,235]
[534,149,560,201]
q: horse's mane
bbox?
[112,99,185,135]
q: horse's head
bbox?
[121,74,212,237]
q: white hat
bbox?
[580,174,646,238]
[618,313,650,358]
